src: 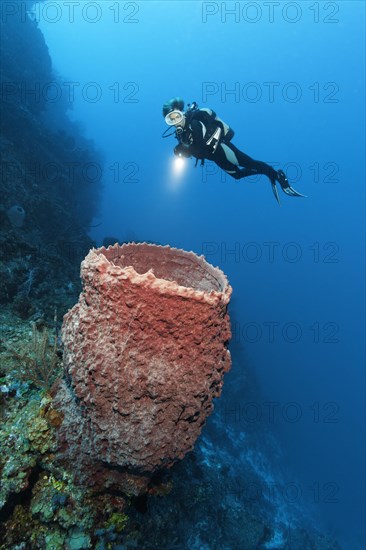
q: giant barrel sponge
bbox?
[53,243,232,492]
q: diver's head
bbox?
[162,97,185,118]
[164,109,186,128]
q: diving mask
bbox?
[165,110,184,126]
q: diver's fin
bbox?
[271,180,281,205]
[277,170,307,198]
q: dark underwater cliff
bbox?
[0,0,102,319]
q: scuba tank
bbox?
[186,103,235,144]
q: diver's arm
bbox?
[173,119,209,159]
[190,119,206,148]
[191,119,220,157]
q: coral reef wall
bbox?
[53,243,232,491]
[0,0,103,318]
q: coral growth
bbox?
[4,319,61,391]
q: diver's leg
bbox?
[210,143,241,179]
[227,143,278,180]
[213,143,306,202]
[221,143,283,203]
[227,144,306,200]
[212,143,257,179]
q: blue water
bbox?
[37,1,365,548]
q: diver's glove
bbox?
[174,143,192,158]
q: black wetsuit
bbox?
[176,109,277,182]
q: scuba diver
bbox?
[162,97,305,204]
